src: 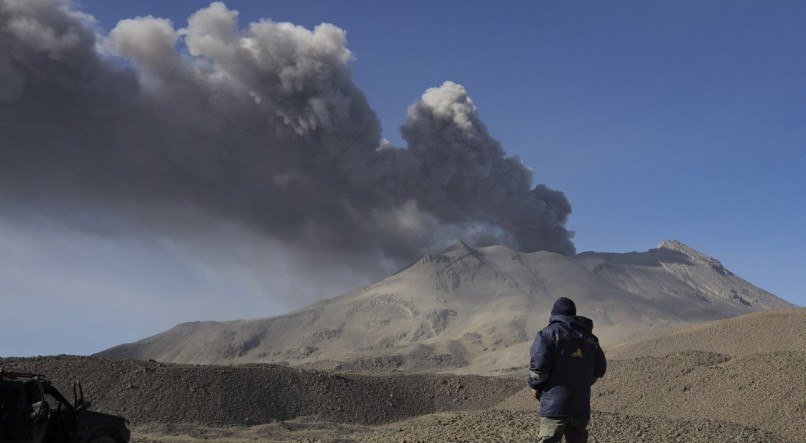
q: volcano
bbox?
[98,240,792,374]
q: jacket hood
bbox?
[549,314,594,338]
[551,297,576,316]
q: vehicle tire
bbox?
[89,435,118,443]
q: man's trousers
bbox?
[537,416,589,443]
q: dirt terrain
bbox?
[131,410,778,442]
[504,350,805,443]
[5,309,803,442]
[0,356,521,426]
[607,308,806,359]
[4,348,803,441]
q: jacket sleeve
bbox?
[593,336,607,379]
[527,329,554,390]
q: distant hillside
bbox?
[98,240,793,373]
[607,308,805,359]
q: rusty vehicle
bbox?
[0,370,129,442]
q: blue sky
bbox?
[2,1,803,356]
[80,0,804,303]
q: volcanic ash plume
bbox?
[0,0,575,262]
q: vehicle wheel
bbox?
[89,435,118,443]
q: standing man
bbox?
[528,297,606,443]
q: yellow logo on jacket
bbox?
[571,348,583,358]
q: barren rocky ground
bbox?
[0,356,521,426]
[131,410,778,442]
[4,309,802,442]
[3,350,803,442]
[607,309,806,359]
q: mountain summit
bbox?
[98,241,793,373]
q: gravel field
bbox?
[501,351,805,443]
[130,410,780,443]
[2,351,801,442]
[0,356,522,425]
[3,310,803,442]
[607,309,806,359]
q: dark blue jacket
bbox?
[528,314,606,418]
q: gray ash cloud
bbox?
[0,0,575,262]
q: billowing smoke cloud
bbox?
[0,0,575,263]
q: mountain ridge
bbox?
[97,240,794,373]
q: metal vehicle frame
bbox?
[0,369,130,443]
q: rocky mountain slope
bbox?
[98,240,793,373]
[606,307,805,359]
